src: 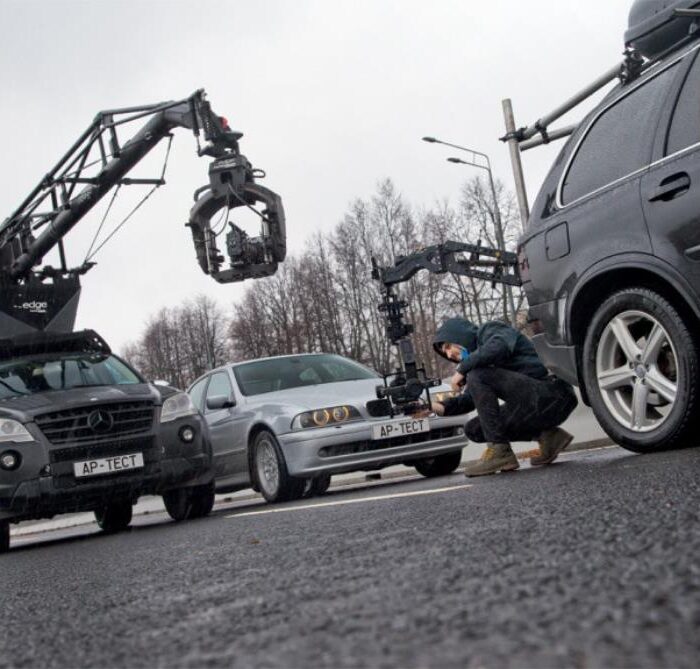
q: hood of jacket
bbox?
[432,318,478,359]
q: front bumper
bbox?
[278,414,468,477]
[0,416,212,522]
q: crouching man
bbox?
[427,317,578,477]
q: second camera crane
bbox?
[371,240,521,416]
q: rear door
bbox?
[642,45,700,293]
[527,57,681,345]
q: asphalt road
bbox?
[2,445,700,669]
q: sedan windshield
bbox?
[234,354,378,396]
[0,353,142,399]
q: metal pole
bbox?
[501,99,530,232]
[484,166,518,323]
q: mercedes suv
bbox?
[0,330,214,552]
[522,11,700,453]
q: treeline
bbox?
[123,177,524,388]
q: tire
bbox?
[303,474,331,498]
[163,488,192,522]
[95,500,133,533]
[252,430,305,503]
[582,287,698,453]
[414,450,463,477]
[163,482,215,521]
[0,521,9,554]
[189,482,216,518]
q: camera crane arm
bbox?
[0,89,285,335]
[371,241,521,415]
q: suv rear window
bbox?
[666,51,700,156]
[561,63,678,205]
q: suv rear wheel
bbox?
[582,287,698,452]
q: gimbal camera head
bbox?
[188,153,286,283]
[371,258,441,416]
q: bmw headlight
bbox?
[160,392,198,423]
[431,390,458,403]
[292,405,361,429]
[0,418,35,443]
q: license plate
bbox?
[371,418,430,440]
[73,453,144,478]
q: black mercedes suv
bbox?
[0,330,214,552]
[522,3,700,453]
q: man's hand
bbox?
[450,371,466,393]
[406,400,446,418]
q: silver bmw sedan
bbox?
[187,353,467,503]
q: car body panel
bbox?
[521,40,700,383]
[0,374,211,522]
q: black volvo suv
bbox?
[0,330,214,552]
[522,2,700,453]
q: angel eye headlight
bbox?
[332,406,349,422]
[313,409,330,427]
[292,405,361,429]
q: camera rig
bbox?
[371,240,521,416]
[0,89,285,337]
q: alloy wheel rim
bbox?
[596,310,679,433]
[256,437,280,495]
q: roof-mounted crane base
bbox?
[0,274,81,337]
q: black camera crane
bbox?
[0,89,285,337]
[371,240,521,415]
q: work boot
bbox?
[464,443,519,477]
[531,428,574,466]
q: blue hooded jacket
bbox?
[432,317,549,415]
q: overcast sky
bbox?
[0,0,631,353]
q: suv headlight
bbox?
[292,405,361,430]
[160,393,198,423]
[0,418,35,443]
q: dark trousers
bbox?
[465,367,578,444]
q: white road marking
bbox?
[226,484,472,519]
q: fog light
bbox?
[0,451,20,471]
[457,427,465,436]
[179,426,195,443]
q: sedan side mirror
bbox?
[206,394,236,411]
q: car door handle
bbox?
[648,173,691,202]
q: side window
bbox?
[666,51,700,156]
[562,63,678,205]
[205,372,233,411]
[188,377,208,412]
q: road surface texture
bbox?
[2,445,699,668]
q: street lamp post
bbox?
[422,136,518,324]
